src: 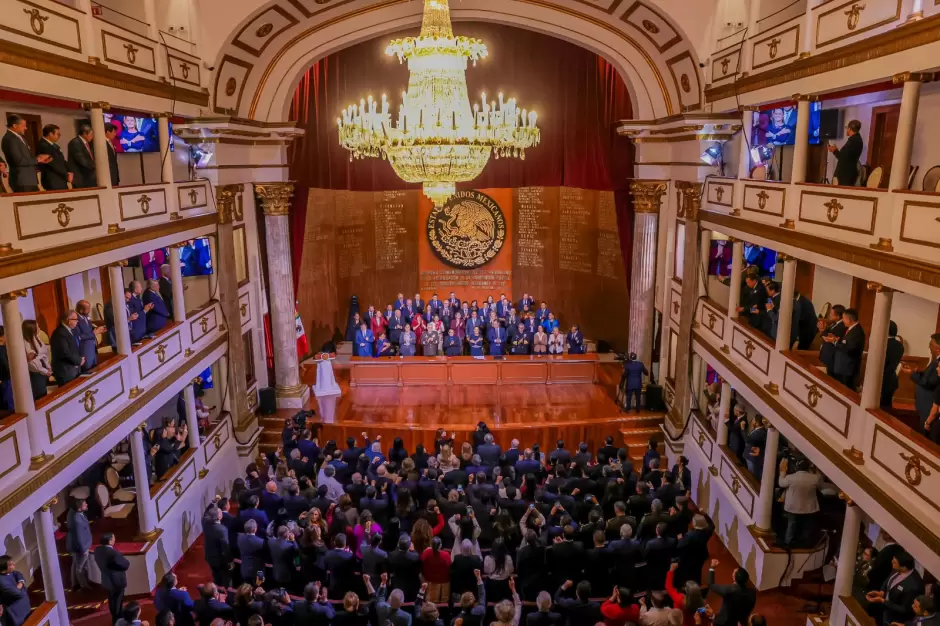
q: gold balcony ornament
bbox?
[80,389,98,413]
[155,344,167,364]
[720,345,731,354]
[870,237,894,252]
[0,243,23,258]
[672,301,680,315]
[805,383,823,408]
[216,185,241,224]
[24,8,49,36]
[240,303,248,317]
[107,223,125,234]
[337,0,540,208]
[779,219,796,229]
[843,446,864,465]
[189,189,199,206]
[255,182,295,217]
[169,212,182,221]
[128,386,142,398]
[138,194,152,214]
[764,382,779,395]
[709,465,719,476]
[715,186,725,203]
[697,431,706,446]
[767,38,781,59]
[866,281,896,293]
[756,190,769,211]
[837,490,855,506]
[899,452,931,486]
[234,193,244,222]
[730,476,741,495]
[179,62,191,80]
[52,203,75,228]
[706,311,718,330]
[744,339,756,360]
[171,478,183,497]
[199,316,210,333]
[628,181,668,214]
[184,348,194,357]
[675,181,703,220]
[198,469,209,479]
[845,3,865,30]
[124,43,139,64]
[825,198,843,223]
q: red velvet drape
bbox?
[287,22,635,286]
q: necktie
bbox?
[85,140,94,161]
[74,329,80,348]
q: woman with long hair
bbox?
[22,320,51,400]
[352,509,382,558]
[298,525,327,582]
[389,437,408,467]
[666,562,711,626]
[459,441,474,468]
[232,583,262,626]
[483,537,514,602]
[420,536,452,604]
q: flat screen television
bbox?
[752,101,822,147]
[179,238,213,276]
[104,114,172,153]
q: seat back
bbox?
[751,165,767,180]
[95,483,111,508]
[105,466,120,490]
[866,166,884,189]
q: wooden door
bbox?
[850,277,876,350]
[30,279,69,337]
[866,104,901,187]
[794,260,815,300]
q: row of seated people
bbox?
[0,277,175,411]
[348,292,585,357]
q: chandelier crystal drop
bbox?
[337,0,541,207]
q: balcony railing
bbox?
[701,178,940,275]
[691,296,940,567]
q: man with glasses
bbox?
[827,119,863,186]
[51,310,85,386]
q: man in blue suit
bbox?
[67,499,94,591]
[237,519,267,584]
[94,533,129,624]
[127,281,150,343]
[268,526,300,591]
[237,495,270,539]
[487,321,507,355]
[154,572,195,626]
[203,506,233,588]
[143,280,171,334]
[75,301,105,372]
[0,555,30,626]
[259,481,283,521]
[356,323,375,357]
[623,353,648,413]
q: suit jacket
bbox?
[1,131,37,192]
[159,277,174,317]
[834,133,863,185]
[527,611,563,626]
[154,587,195,626]
[67,136,97,188]
[143,289,171,334]
[128,295,147,342]
[106,141,120,186]
[268,537,299,582]
[238,533,267,580]
[94,545,130,591]
[818,320,846,370]
[50,324,83,385]
[67,508,93,554]
[238,508,270,538]
[912,355,940,422]
[203,521,232,568]
[706,569,757,626]
[867,543,904,592]
[75,315,98,370]
[881,570,924,626]
[833,323,865,378]
[37,138,71,190]
[0,572,30,626]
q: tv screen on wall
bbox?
[752,102,822,147]
[103,114,172,153]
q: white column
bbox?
[739,0,762,74]
[208,235,219,300]
[108,263,132,356]
[36,498,69,625]
[907,0,924,21]
[888,74,926,191]
[2,293,49,468]
[754,427,780,533]
[791,98,812,184]
[728,239,744,317]
[801,1,816,55]
[860,284,895,409]
[738,110,756,180]
[699,228,711,298]
[628,182,666,370]
[157,114,175,185]
[169,245,187,321]
[833,501,862,602]
[85,103,112,189]
[256,183,308,408]
[691,355,705,408]
[717,381,732,445]
[217,357,232,414]
[130,426,159,539]
[183,384,201,449]
[775,255,798,351]
[75,0,99,61]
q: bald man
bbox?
[75,300,106,372]
[143,279,171,334]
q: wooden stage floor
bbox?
[264,361,665,457]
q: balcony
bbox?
[0,180,216,292]
[700,178,940,298]
[0,0,208,109]
[689,296,940,574]
[706,0,940,103]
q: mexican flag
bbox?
[295,305,309,359]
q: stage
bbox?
[262,358,665,464]
[348,354,598,387]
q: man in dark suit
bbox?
[527,591,563,626]
[828,119,863,186]
[128,281,151,343]
[154,573,195,626]
[794,292,819,350]
[818,305,846,376]
[605,524,640,589]
[831,308,865,390]
[67,123,97,188]
[203,505,233,587]
[75,300,104,372]
[268,525,300,591]
[881,321,905,409]
[104,122,120,186]
[323,533,358,598]
[158,264,174,318]
[0,554,31,626]
[237,519,267,584]
[67,499,94,591]
[36,124,72,191]
[866,533,903,592]
[50,311,85,386]
[706,560,757,626]
[676,514,714,586]
[94,533,130,624]
[643,523,677,590]
[906,334,940,430]
[866,551,924,626]
[738,274,768,330]
[143,280,171,334]
[477,433,502,466]
[193,583,234,624]
[2,114,50,192]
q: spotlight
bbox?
[700,143,725,176]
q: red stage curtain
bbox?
[287,22,635,283]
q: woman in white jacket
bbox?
[22,320,51,399]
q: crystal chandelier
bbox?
[337,0,541,207]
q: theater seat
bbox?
[95,484,135,519]
[105,467,136,503]
[69,486,91,502]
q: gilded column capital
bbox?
[866,281,896,293]
[216,184,243,224]
[628,180,668,214]
[40,496,58,512]
[791,93,819,102]
[254,182,295,217]
[892,71,935,84]
[777,252,796,261]
[674,181,703,220]
[81,101,111,111]
[1,289,29,301]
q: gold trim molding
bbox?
[628,180,668,213]
[254,182,295,217]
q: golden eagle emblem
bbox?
[427,190,506,269]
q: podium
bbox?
[314,356,341,397]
